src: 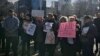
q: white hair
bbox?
[59,16,69,22]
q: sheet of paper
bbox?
[58,21,76,38]
[82,27,89,35]
[26,23,36,36]
[43,22,53,32]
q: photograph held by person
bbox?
[94,13,100,54]
[43,13,57,56]
[81,16,97,56]
[20,14,36,56]
[3,9,19,56]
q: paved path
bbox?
[0,41,100,56]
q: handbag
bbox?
[45,31,55,44]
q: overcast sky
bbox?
[8,0,18,3]
[46,0,58,7]
[8,0,58,7]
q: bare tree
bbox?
[0,0,14,16]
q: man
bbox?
[0,14,5,53]
[3,10,19,56]
[81,16,97,56]
[94,13,100,54]
[35,16,45,56]
[21,14,36,56]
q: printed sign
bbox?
[26,23,36,36]
[58,21,76,38]
[31,10,44,17]
[82,27,89,35]
[43,22,53,32]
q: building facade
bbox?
[18,0,46,14]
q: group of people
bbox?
[0,9,100,56]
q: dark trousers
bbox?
[95,37,100,53]
[95,35,100,53]
[33,38,45,56]
[21,39,30,56]
[38,43,45,56]
[33,40,45,56]
[0,34,5,51]
[5,37,19,56]
[75,39,82,52]
[95,40,99,53]
[46,44,56,56]
[60,40,76,56]
[34,38,39,53]
[82,43,94,56]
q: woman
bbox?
[21,14,36,56]
[81,16,97,56]
[58,16,76,56]
[73,15,82,55]
[43,13,57,56]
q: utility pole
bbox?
[43,0,46,18]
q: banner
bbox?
[58,21,76,38]
[58,22,68,37]
[31,10,44,17]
